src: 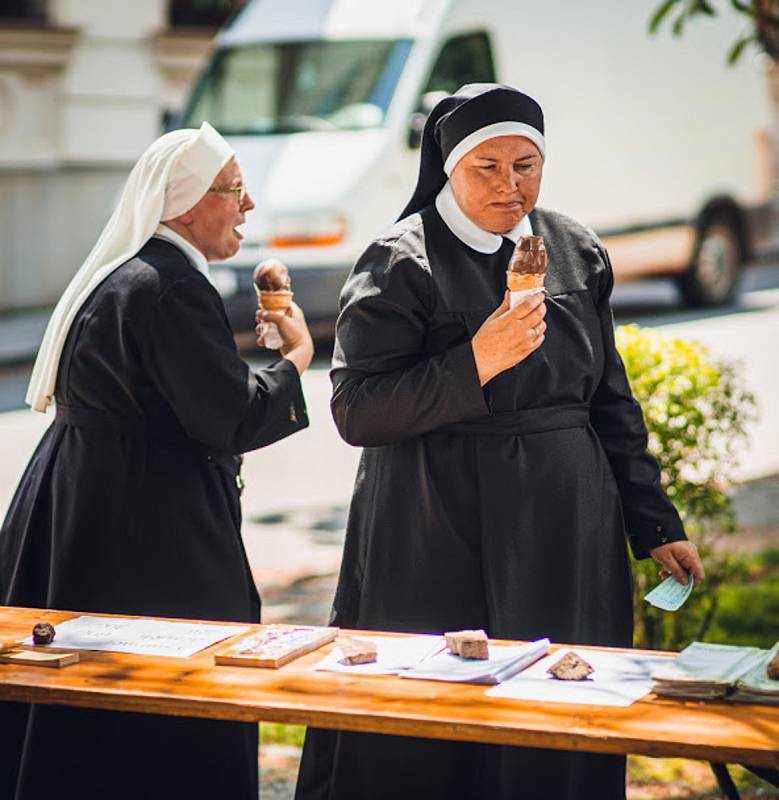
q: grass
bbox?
[627,756,778,798]
[260,722,306,748]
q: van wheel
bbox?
[678,216,742,307]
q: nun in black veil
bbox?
[295,84,704,800]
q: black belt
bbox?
[55,403,238,473]
[439,403,590,436]
[56,404,157,437]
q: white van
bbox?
[179,0,775,330]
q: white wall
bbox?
[0,0,214,310]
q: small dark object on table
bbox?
[32,622,55,645]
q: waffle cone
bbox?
[257,289,293,311]
[507,272,545,292]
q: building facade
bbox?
[0,0,216,311]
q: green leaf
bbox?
[649,0,681,33]
[690,0,717,17]
[672,11,688,36]
[728,0,752,14]
[728,34,756,64]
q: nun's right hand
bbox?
[470,291,546,386]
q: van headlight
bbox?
[269,212,346,248]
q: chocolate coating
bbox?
[253,259,291,291]
[508,235,547,274]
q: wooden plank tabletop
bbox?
[1,606,777,768]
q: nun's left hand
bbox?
[649,540,705,587]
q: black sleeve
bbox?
[139,273,308,454]
[589,242,687,559]
[330,239,488,447]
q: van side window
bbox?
[423,32,496,95]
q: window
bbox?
[0,0,45,20]
[169,0,246,28]
[182,39,413,134]
[422,32,496,96]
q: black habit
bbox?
[296,206,686,800]
[1,237,308,799]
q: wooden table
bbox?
[1,606,777,774]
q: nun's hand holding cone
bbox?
[471,291,546,386]
[255,303,314,375]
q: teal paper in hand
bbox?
[644,572,694,611]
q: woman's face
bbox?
[173,157,255,262]
[449,135,543,234]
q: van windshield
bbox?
[182,39,413,134]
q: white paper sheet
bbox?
[402,639,550,685]
[510,287,545,308]
[23,615,249,658]
[312,635,444,675]
[486,648,675,707]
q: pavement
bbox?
[0,309,50,367]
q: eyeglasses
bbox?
[208,183,247,204]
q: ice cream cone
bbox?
[506,272,545,292]
[258,289,293,312]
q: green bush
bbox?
[705,548,779,649]
[615,324,757,651]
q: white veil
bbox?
[26,121,234,413]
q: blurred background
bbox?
[2,0,779,332]
[1,1,778,797]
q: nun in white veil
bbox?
[1,122,313,799]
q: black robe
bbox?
[0,238,308,799]
[296,206,686,800]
